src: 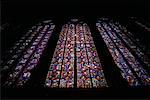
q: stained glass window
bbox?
[45,22,108,88]
[96,19,150,86]
[134,21,150,32]
[113,22,150,68]
[3,18,149,88]
[3,20,55,87]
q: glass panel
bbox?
[45,22,108,88]
[97,20,150,86]
[4,21,55,87]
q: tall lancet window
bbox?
[112,21,150,68]
[96,19,150,86]
[45,21,108,88]
[3,20,55,87]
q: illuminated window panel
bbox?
[77,23,107,88]
[4,22,55,87]
[101,22,150,85]
[45,22,108,88]
[83,24,108,87]
[45,24,69,88]
[135,21,150,32]
[2,29,32,66]
[110,23,150,69]
[97,21,150,86]
[16,26,55,87]
[2,25,43,72]
[61,24,75,88]
[109,22,143,55]
[8,26,36,53]
[76,24,91,88]
[97,22,140,86]
[115,22,144,49]
[112,23,150,67]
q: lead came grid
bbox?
[97,20,150,86]
[4,21,55,87]
[45,22,108,88]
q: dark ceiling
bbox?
[1,0,149,52]
[2,0,149,22]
